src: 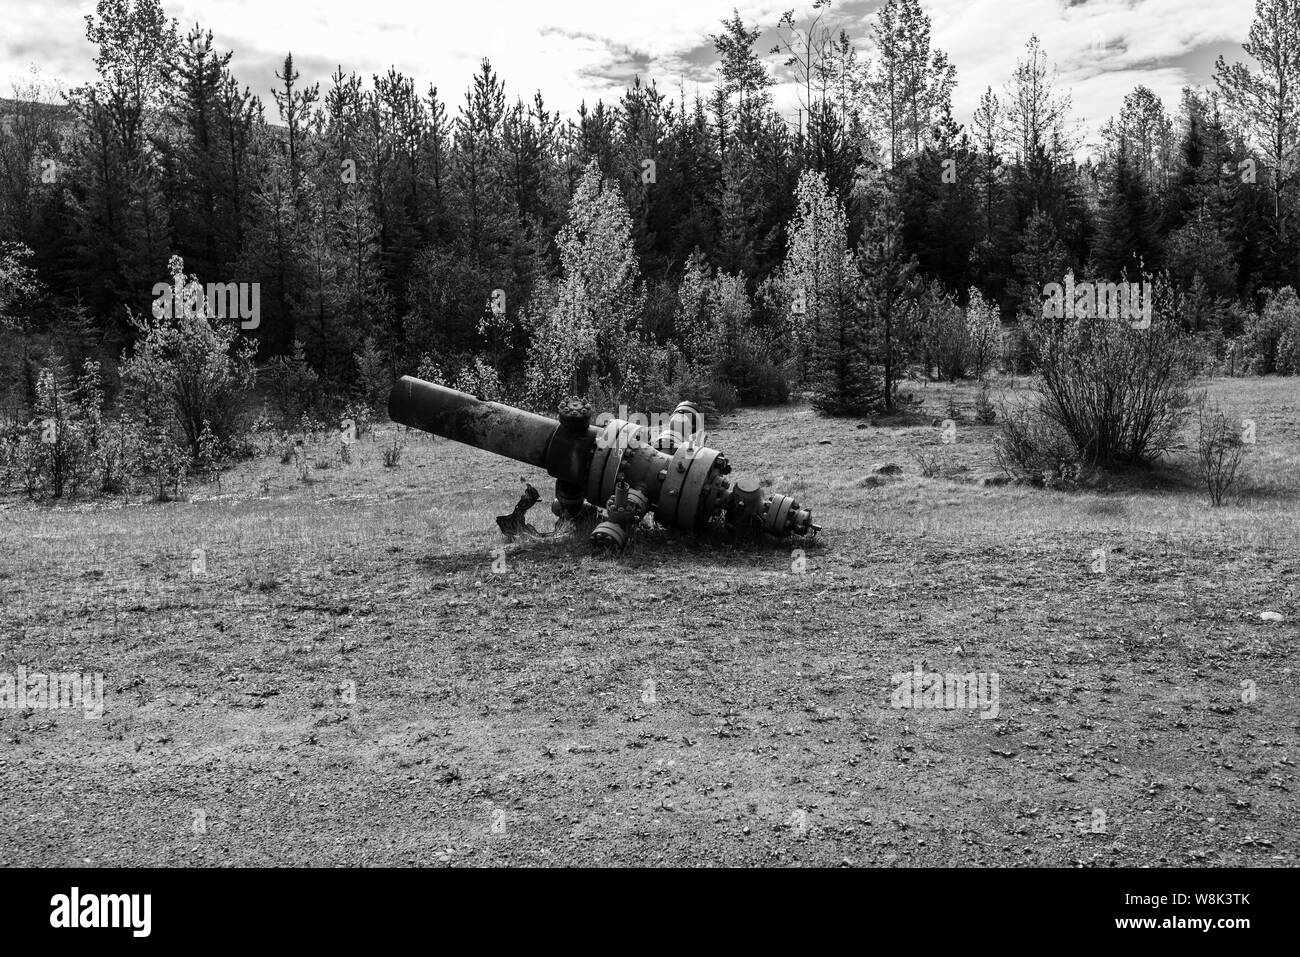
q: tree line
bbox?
[1,0,1298,467]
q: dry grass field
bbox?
[1,376,1296,866]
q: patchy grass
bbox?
[0,377,1296,866]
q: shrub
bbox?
[1194,397,1247,506]
[120,255,256,457]
[708,376,740,415]
[91,414,143,494]
[353,336,392,410]
[965,289,1001,379]
[27,359,93,497]
[974,384,996,425]
[6,357,102,498]
[195,421,225,483]
[383,434,405,468]
[0,355,162,499]
[723,350,790,405]
[910,447,945,477]
[1273,289,1300,374]
[994,401,1082,485]
[920,282,971,382]
[264,340,320,428]
[1008,324,1038,373]
[1244,287,1300,374]
[1024,289,1195,466]
[451,356,505,401]
[135,422,190,501]
[415,353,446,384]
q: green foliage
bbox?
[23,358,92,498]
[3,356,145,499]
[965,288,1001,378]
[120,255,257,456]
[855,179,921,412]
[918,281,969,382]
[1021,284,1197,466]
[994,400,1081,485]
[265,339,320,427]
[451,357,504,401]
[352,336,392,411]
[1259,287,1300,374]
[0,0,1297,443]
[782,169,884,415]
[524,161,646,411]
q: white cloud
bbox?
[2,0,1258,146]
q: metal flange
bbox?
[764,493,794,535]
[654,444,693,527]
[598,444,626,504]
[675,446,719,530]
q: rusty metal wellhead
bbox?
[388,376,820,549]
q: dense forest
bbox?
[1,0,1298,494]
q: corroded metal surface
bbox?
[388,377,564,475]
[388,375,819,549]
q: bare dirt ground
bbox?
[1,377,1297,866]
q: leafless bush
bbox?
[910,446,945,478]
[994,401,1080,485]
[1195,397,1247,506]
[383,435,405,468]
[1025,294,1196,466]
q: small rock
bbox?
[1260,611,1284,622]
[818,439,832,445]
[978,474,1010,487]
[875,463,903,475]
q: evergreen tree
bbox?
[1214,0,1300,285]
[856,179,920,411]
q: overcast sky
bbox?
[2,0,1259,150]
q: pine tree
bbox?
[783,170,883,414]
[162,25,235,279]
[1214,0,1300,284]
[1094,138,1158,278]
[272,53,320,202]
[856,180,920,411]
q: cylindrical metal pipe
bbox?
[388,375,818,541]
[388,376,558,471]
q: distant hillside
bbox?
[0,98,73,120]
[0,97,74,135]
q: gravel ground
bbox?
[2,377,1296,866]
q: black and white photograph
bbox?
[0,0,1294,935]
